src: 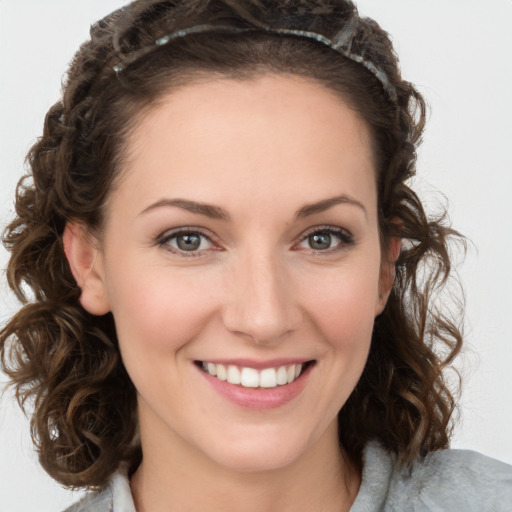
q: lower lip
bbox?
[196,363,314,410]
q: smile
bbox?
[198,361,309,389]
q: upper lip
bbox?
[195,358,314,370]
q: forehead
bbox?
[113,74,377,219]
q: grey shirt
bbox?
[64,441,512,511]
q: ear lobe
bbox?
[376,235,401,316]
[62,222,110,316]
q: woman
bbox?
[1,0,511,510]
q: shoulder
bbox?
[62,488,112,512]
[353,441,512,512]
[61,467,136,512]
[391,446,512,511]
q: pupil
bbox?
[310,233,331,250]
[177,233,201,251]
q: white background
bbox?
[1,1,511,510]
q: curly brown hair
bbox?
[1,0,464,489]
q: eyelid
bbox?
[155,224,354,257]
[294,225,355,253]
[156,226,220,257]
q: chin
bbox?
[212,445,304,473]
[197,425,317,473]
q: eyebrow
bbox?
[295,194,367,220]
[140,198,231,220]
[139,194,367,220]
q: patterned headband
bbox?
[112,11,397,103]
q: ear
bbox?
[62,222,110,316]
[375,235,401,316]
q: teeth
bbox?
[259,368,277,388]
[201,362,305,388]
[276,366,288,385]
[287,365,295,384]
[207,363,217,376]
[227,365,241,385]
[216,364,227,381]
[240,367,259,388]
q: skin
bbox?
[64,74,399,512]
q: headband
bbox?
[112,12,397,103]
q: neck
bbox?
[130,418,360,512]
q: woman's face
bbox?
[76,75,393,472]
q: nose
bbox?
[221,251,303,345]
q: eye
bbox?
[158,229,214,255]
[297,227,354,252]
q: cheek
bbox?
[106,261,219,356]
[300,257,381,351]
[106,264,223,410]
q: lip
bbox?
[195,360,315,410]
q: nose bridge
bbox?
[222,246,301,344]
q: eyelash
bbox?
[297,226,355,254]
[157,225,355,257]
[157,227,216,257]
